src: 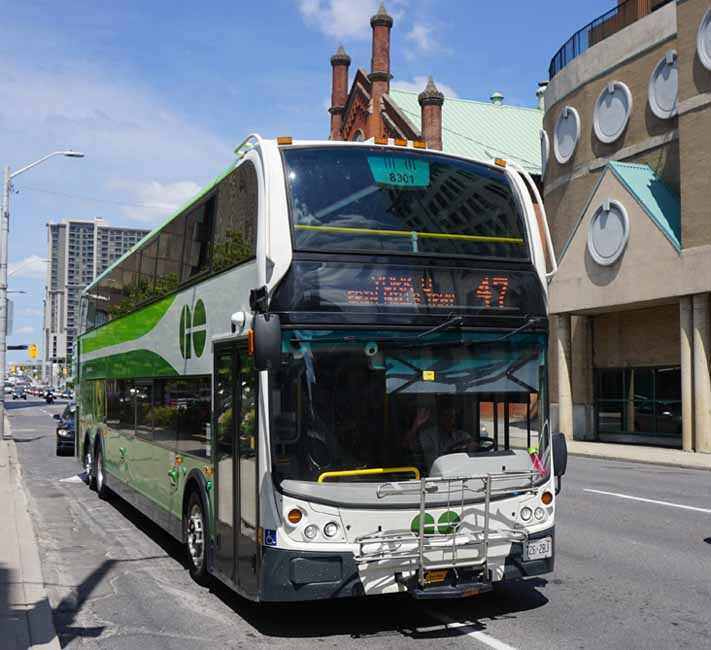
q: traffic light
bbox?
[29,344,38,359]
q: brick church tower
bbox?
[328,2,445,150]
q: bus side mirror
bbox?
[552,432,568,494]
[253,313,281,371]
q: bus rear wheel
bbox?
[84,442,95,489]
[185,491,210,586]
[94,446,110,500]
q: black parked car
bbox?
[54,402,76,455]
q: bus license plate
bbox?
[424,570,448,584]
[524,537,552,561]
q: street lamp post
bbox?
[0,151,84,439]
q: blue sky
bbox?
[1,0,611,366]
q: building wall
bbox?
[592,303,680,368]
[541,1,710,445]
[677,0,711,248]
[543,2,678,255]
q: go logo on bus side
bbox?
[411,511,461,535]
[179,299,207,359]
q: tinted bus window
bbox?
[137,237,158,305]
[155,215,185,298]
[213,161,258,273]
[181,198,214,282]
[282,147,527,260]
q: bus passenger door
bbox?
[213,345,237,581]
[235,346,258,594]
[212,343,259,594]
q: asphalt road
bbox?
[8,398,711,650]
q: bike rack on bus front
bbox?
[353,471,539,593]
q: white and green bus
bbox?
[77,134,568,601]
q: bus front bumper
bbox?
[259,526,554,602]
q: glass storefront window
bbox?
[594,366,681,444]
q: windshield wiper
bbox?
[388,316,546,350]
[460,316,546,347]
[416,314,463,339]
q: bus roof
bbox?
[83,136,510,296]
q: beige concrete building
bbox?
[542,0,711,453]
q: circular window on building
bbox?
[540,129,549,173]
[553,106,580,165]
[593,81,632,143]
[587,200,630,267]
[698,7,711,70]
[648,50,678,120]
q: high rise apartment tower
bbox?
[42,218,149,381]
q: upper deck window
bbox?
[282,146,528,260]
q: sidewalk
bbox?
[567,439,711,471]
[0,419,61,650]
[508,426,711,471]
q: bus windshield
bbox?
[270,330,549,485]
[282,147,528,260]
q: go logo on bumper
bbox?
[411,511,461,535]
[179,299,207,359]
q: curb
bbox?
[569,448,711,472]
[2,416,61,650]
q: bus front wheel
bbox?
[185,491,210,586]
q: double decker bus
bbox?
[77,135,567,601]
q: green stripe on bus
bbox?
[80,349,178,379]
[80,295,176,354]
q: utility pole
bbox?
[0,152,84,439]
[1,166,11,439]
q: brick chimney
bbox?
[329,44,351,140]
[418,77,445,151]
[366,2,393,138]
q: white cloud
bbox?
[391,76,459,99]
[298,0,405,40]
[108,179,202,223]
[8,255,47,280]
[0,56,233,227]
[407,23,436,51]
[15,326,34,335]
[21,308,43,317]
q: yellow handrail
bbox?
[294,224,524,244]
[317,466,421,483]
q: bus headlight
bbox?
[520,507,533,522]
[534,507,545,521]
[304,524,318,540]
[323,522,339,538]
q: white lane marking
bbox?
[429,614,520,650]
[584,488,711,513]
[59,475,85,483]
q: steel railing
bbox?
[354,471,540,589]
[548,0,674,80]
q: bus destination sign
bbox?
[271,261,546,317]
[344,272,510,309]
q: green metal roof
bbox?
[389,89,543,175]
[608,161,681,250]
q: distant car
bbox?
[12,386,26,400]
[54,402,76,455]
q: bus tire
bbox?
[84,438,96,490]
[94,445,110,501]
[185,491,210,586]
